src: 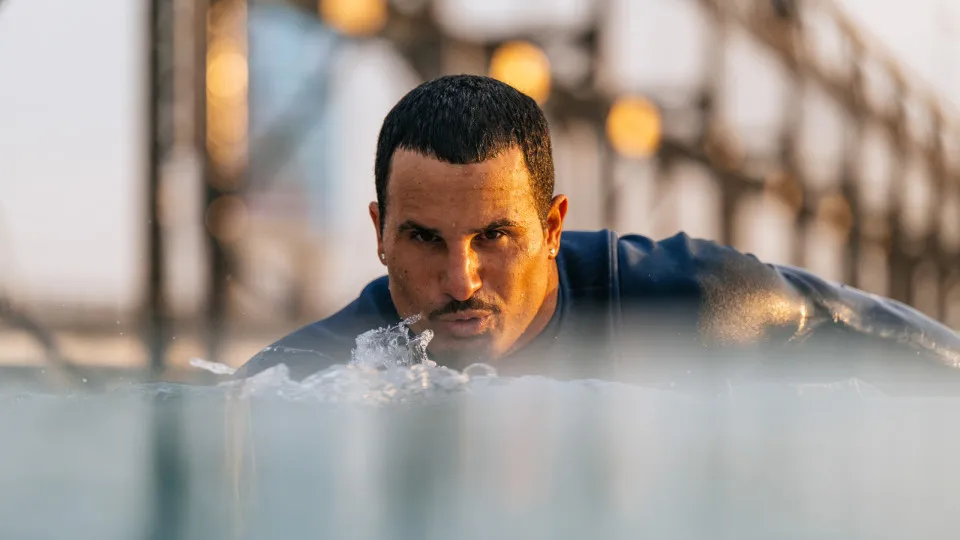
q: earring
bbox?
[379,253,386,262]
[549,248,556,256]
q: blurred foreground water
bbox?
[1,320,959,539]
[2,366,959,539]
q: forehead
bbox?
[386,147,537,224]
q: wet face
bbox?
[369,147,567,368]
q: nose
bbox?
[440,242,482,301]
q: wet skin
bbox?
[369,147,568,368]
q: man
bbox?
[235,75,960,392]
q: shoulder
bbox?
[558,228,787,308]
[772,264,960,363]
[614,231,808,344]
[617,231,773,285]
[563,229,777,291]
[233,276,399,380]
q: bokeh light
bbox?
[206,42,248,101]
[319,0,387,36]
[489,41,552,104]
[606,96,662,159]
[205,0,248,178]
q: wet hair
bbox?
[374,74,555,231]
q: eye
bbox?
[481,229,506,241]
[410,230,440,243]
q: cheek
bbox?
[518,257,547,292]
[487,252,544,300]
[389,257,436,305]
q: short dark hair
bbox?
[374,75,555,231]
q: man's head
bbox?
[369,75,568,367]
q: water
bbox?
[2,320,960,539]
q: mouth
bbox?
[434,311,494,339]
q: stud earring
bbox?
[379,253,386,261]
[549,248,556,256]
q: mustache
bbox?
[428,298,501,319]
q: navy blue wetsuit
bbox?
[234,231,960,392]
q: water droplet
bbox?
[190,358,237,376]
[463,363,497,379]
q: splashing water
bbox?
[190,316,498,405]
[350,315,434,368]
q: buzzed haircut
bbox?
[374,74,555,230]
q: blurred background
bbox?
[1,0,959,383]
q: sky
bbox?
[0,0,144,308]
[839,0,960,106]
[0,0,956,312]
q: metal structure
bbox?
[145,0,247,367]
[146,0,174,377]
[146,0,201,538]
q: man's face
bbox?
[369,147,567,368]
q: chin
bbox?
[428,338,497,368]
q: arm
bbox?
[617,232,960,393]
[231,323,347,381]
[770,264,960,393]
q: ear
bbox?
[545,194,568,257]
[368,202,386,265]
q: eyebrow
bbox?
[474,219,520,233]
[397,220,440,236]
[396,218,521,235]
